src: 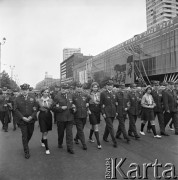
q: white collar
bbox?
[41,96,49,101]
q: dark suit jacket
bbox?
[72,92,90,119]
[151,89,163,112]
[52,92,74,122]
[163,89,178,112]
[127,91,141,115]
[14,94,38,124]
[116,91,127,116]
[100,90,117,118]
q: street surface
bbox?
[0,117,178,180]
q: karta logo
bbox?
[105,158,177,179]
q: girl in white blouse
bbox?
[140,85,161,138]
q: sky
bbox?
[0,0,147,87]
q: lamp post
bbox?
[9,65,15,80]
[0,37,6,87]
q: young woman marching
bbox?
[140,86,161,138]
[88,82,102,149]
[37,88,53,154]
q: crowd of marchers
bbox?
[0,79,177,159]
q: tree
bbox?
[0,70,19,90]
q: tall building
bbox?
[60,53,92,84]
[63,48,81,61]
[146,0,178,29]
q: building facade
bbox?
[63,48,81,61]
[60,53,92,84]
[84,16,178,85]
[146,0,178,29]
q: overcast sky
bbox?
[0,0,147,87]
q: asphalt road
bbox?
[0,117,178,180]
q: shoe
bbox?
[74,138,79,144]
[46,150,50,155]
[103,138,109,142]
[24,153,30,159]
[67,149,74,154]
[160,132,169,136]
[41,140,45,147]
[58,144,63,148]
[13,127,16,131]
[126,138,130,143]
[175,132,178,135]
[135,135,140,140]
[88,138,95,143]
[147,129,151,133]
[97,145,102,149]
[116,135,122,139]
[4,129,8,132]
[83,146,87,150]
[113,143,117,148]
[128,133,134,137]
[154,135,162,139]
[140,131,145,135]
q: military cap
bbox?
[113,83,120,88]
[13,89,18,92]
[55,84,60,88]
[167,81,175,85]
[20,83,30,90]
[152,80,159,86]
[75,82,83,88]
[61,84,69,89]
[130,83,137,88]
[160,82,168,86]
[106,80,114,86]
[2,87,7,91]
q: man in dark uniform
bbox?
[115,83,130,143]
[14,84,38,159]
[127,83,141,139]
[51,85,60,124]
[1,88,12,132]
[72,82,90,150]
[10,89,19,131]
[151,81,169,136]
[163,81,178,135]
[52,84,75,154]
[100,80,118,148]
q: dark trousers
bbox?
[164,112,178,134]
[128,113,139,136]
[12,111,17,129]
[0,111,10,131]
[75,118,86,146]
[116,115,129,139]
[57,121,73,150]
[147,112,165,133]
[103,117,116,144]
[19,123,35,153]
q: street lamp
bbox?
[0,37,6,87]
[9,65,15,80]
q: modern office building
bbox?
[146,0,178,29]
[85,16,178,85]
[63,48,81,61]
[60,53,92,84]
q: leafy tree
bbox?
[0,70,19,90]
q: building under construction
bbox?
[86,16,178,86]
